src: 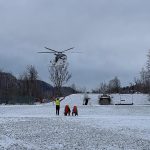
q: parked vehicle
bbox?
[98,94,111,105]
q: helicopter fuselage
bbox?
[55,53,67,63]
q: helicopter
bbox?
[38,47,74,65]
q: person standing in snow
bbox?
[55,97,65,115]
[83,92,90,105]
[64,105,71,116]
[72,105,78,116]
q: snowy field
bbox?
[0,94,150,150]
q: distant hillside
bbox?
[0,71,18,95]
[61,87,77,96]
[37,80,53,91]
[35,80,54,98]
[0,72,18,87]
[37,81,76,97]
[0,71,76,104]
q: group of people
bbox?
[55,97,78,116]
[64,104,78,116]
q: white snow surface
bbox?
[0,94,150,150]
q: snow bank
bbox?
[61,93,150,106]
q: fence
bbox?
[0,96,34,104]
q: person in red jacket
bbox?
[72,105,78,116]
[64,105,71,116]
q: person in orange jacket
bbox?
[72,105,78,116]
[64,105,71,116]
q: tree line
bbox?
[0,63,74,104]
[92,76,121,94]
[132,50,150,94]
[92,50,150,94]
[0,65,53,104]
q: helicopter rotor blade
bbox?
[37,52,55,53]
[61,47,74,53]
[44,47,58,53]
[70,52,83,53]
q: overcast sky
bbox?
[0,0,150,89]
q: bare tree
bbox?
[137,50,150,93]
[49,63,71,96]
[99,82,108,94]
[146,50,150,94]
[19,65,39,97]
[146,50,150,73]
[108,76,121,93]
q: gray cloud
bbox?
[0,0,150,89]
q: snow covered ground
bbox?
[0,94,150,150]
